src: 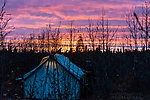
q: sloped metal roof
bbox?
[54,54,85,80]
[16,56,49,80]
[16,54,85,81]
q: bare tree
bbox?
[101,10,106,52]
[96,9,117,52]
[87,19,96,51]
[68,21,76,52]
[21,36,28,52]
[50,22,62,52]
[43,24,51,53]
[28,33,35,52]
[0,0,15,49]
[40,31,45,52]
[126,9,139,50]
[123,34,133,51]
[114,33,118,52]
[139,32,145,49]
[105,20,117,51]
[0,0,14,97]
[133,1,150,50]
[96,10,105,52]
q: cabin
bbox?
[17,54,86,99]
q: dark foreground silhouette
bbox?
[0,49,150,99]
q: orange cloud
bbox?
[15,24,46,29]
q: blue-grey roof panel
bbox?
[54,54,85,80]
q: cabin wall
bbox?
[24,60,80,99]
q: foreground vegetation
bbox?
[0,50,48,98]
[66,50,150,99]
[0,50,150,99]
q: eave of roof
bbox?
[16,56,49,80]
[16,54,85,82]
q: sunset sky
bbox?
[1,0,148,51]
[4,0,144,37]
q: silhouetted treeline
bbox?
[0,50,48,98]
[65,50,150,99]
[1,50,150,99]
